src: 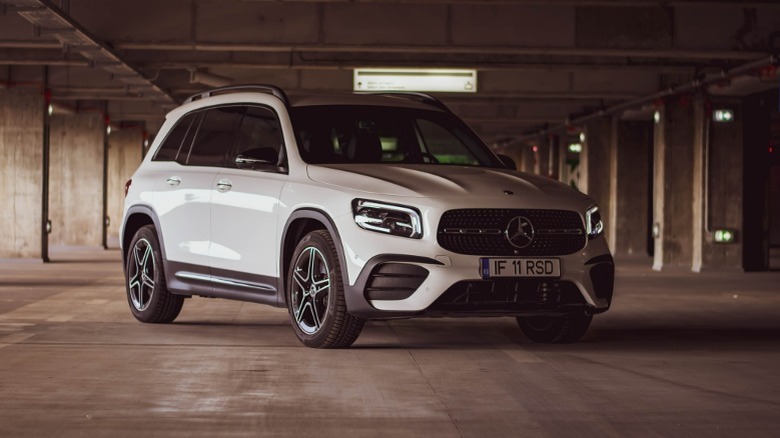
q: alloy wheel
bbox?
[128,238,156,311]
[291,247,331,334]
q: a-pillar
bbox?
[582,117,617,250]
[107,128,143,247]
[613,120,654,258]
[49,113,105,247]
[0,87,44,258]
[653,95,696,270]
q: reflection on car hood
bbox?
[306,164,593,205]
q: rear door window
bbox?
[186,106,243,167]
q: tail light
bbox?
[124,179,132,197]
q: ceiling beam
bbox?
[114,42,766,61]
[1,0,175,106]
[196,0,780,6]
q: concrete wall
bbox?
[0,88,43,258]
[49,113,104,247]
[107,129,142,247]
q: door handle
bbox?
[166,176,181,186]
[216,179,233,193]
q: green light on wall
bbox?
[713,229,736,243]
[713,109,734,123]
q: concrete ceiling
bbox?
[1,0,778,143]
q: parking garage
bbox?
[1,0,780,436]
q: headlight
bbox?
[586,206,603,239]
[353,199,422,239]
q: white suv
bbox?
[121,85,614,348]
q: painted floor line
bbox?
[47,315,74,322]
[0,332,36,349]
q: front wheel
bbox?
[516,312,593,343]
[287,230,363,348]
[125,225,184,323]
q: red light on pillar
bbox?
[532,146,539,153]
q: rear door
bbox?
[153,106,242,276]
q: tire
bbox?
[286,230,364,348]
[125,225,184,324]
[516,312,593,343]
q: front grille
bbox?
[426,279,584,314]
[437,209,586,256]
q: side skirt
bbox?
[165,261,283,307]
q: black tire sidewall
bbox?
[517,312,592,343]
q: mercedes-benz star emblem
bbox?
[505,216,535,248]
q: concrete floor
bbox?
[1,248,779,437]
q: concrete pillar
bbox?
[691,95,706,272]
[546,134,560,180]
[694,98,743,271]
[583,117,616,249]
[49,113,104,247]
[106,129,142,247]
[613,120,653,258]
[0,88,44,258]
[653,97,696,270]
[537,139,550,177]
[559,133,586,190]
[518,145,536,174]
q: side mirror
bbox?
[236,147,278,170]
[497,154,516,170]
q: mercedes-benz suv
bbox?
[120,85,614,348]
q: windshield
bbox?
[290,105,503,167]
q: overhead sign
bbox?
[354,69,477,93]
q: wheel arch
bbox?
[122,206,168,273]
[279,209,348,308]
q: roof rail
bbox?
[183,84,289,106]
[359,92,450,112]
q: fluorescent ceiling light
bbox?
[354,68,477,93]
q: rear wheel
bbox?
[125,225,183,323]
[516,312,592,343]
[287,230,363,348]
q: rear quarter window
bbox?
[152,112,197,162]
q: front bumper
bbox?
[343,237,614,320]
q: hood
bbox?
[307,164,593,205]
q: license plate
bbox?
[480,258,560,279]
